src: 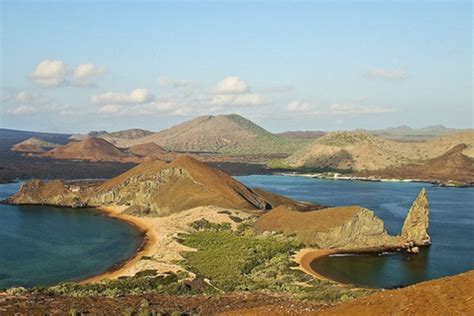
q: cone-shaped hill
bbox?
[108,114,311,155]
[8,155,316,216]
[41,137,139,162]
[11,137,61,153]
[94,155,272,215]
[126,142,169,158]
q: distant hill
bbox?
[362,125,470,141]
[0,128,71,152]
[70,128,153,142]
[276,131,326,139]
[42,138,139,162]
[11,137,61,153]
[113,114,312,156]
[359,143,474,185]
[284,130,474,172]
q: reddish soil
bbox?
[359,144,474,185]
[42,138,140,163]
[0,292,325,315]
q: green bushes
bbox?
[178,220,373,302]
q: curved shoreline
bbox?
[294,248,340,283]
[80,205,157,283]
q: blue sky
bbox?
[1,1,472,133]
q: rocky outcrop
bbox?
[255,188,431,252]
[7,156,307,217]
[401,188,430,246]
[255,205,401,250]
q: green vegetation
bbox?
[319,132,372,147]
[42,271,212,298]
[29,218,371,305]
[221,114,313,156]
[179,221,373,302]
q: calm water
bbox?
[236,175,474,288]
[0,182,142,289]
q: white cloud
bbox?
[210,76,266,107]
[4,89,73,116]
[29,60,107,87]
[328,104,396,115]
[210,93,266,106]
[214,76,249,94]
[29,60,67,87]
[157,76,192,88]
[10,105,38,115]
[72,63,107,86]
[367,68,408,80]
[73,63,107,79]
[98,104,121,114]
[91,88,154,105]
[287,100,312,112]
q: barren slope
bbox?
[11,137,61,153]
[42,138,139,162]
[360,143,474,185]
[316,270,474,316]
[108,114,311,155]
[285,130,474,171]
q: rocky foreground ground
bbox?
[1,270,472,315]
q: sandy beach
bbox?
[82,205,253,283]
[294,248,338,283]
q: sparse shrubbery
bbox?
[32,218,372,304]
[179,220,373,302]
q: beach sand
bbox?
[293,248,337,283]
[82,205,253,283]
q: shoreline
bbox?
[279,172,473,187]
[80,205,157,283]
[294,248,340,284]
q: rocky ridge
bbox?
[255,189,430,251]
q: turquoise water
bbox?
[0,183,143,289]
[236,175,474,288]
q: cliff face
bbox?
[255,188,430,251]
[255,205,400,250]
[7,156,278,216]
[311,209,400,249]
[401,188,430,246]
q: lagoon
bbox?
[0,182,142,289]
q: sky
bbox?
[1,0,472,134]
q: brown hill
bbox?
[126,142,169,158]
[254,188,429,250]
[254,205,400,249]
[276,131,326,139]
[93,155,274,215]
[284,130,474,171]
[360,143,474,185]
[316,270,474,316]
[10,156,312,216]
[42,137,139,162]
[10,137,61,153]
[108,114,311,156]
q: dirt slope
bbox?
[94,155,273,214]
[285,130,474,171]
[11,137,61,153]
[42,138,139,162]
[105,114,311,156]
[360,143,474,185]
[126,142,169,158]
[11,156,309,216]
[316,269,474,316]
